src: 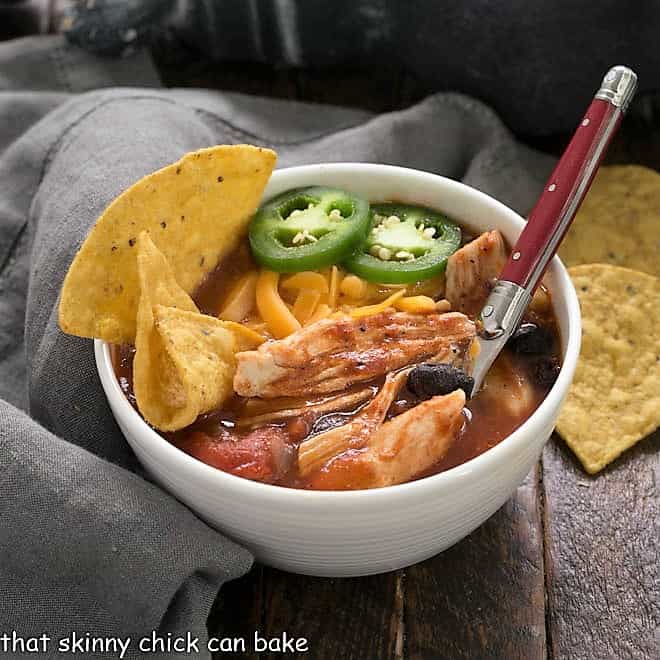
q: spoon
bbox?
[470,65,638,396]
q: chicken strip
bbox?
[236,387,375,429]
[480,352,535,419]
[309,389,466,490]
[234,311,475,398]
[298,370,409,476]
[445,230,508,315]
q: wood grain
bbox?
[542,431,660,660]
[258,566,401,659]
[208,563,402,659]
[404,465,547,660]
[208,565,262,660]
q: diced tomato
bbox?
[180,427,291,483]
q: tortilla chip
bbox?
[556,264,660,473]
[136,305,237,431]
[133,232,197,427]
[59,144,276,343]
[131,233,262,430]
[559,165,660,277]
[134,231,198,314]
[220,321,267,351]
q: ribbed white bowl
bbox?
[96,163,580,577]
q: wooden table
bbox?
[158,61,656,660]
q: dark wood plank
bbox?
[258,566,401,659]
[208,565,262,660]
[542,431,659,660]
[404,465,547,660]
[209,560,402,659]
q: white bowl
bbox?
[96,163,580,577]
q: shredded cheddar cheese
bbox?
[349,289,406,318]
[281,271,329,294]
[220,321,267,350]
[218,271,258,322]
[306,303,332,325]
[250,266,446,338]
[339,274,369,300]
[255,270,301,338]
[292,289,321,324]
[328,265,342,308]
[394,295,437,314]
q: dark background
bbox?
[2,0,660,168]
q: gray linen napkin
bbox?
[0,37,553,658]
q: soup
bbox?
[112,193,561,490]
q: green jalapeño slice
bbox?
[344,203,461,284]
[249,186,370,272]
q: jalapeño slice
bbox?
[249,186,370,272]
[343,203,461,284]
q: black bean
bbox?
[407,363,474,400]
[311,412,354,435]
[508,323,553,355]
[533,356,561,387]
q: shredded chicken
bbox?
[309,389,466,490]
[480,352,535,418]
[236,387,375,429]
[445,230,508,315]
[234,311,475,398]
[298,370,409,476]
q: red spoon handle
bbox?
[471,66,637,396]
[499,67,637,292]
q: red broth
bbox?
[111,240,561,490]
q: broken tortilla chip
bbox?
[136,305,237,431]
[133,232,198,429]
[220,321,266,351]
[556,264,660,473]
[134,231,198,315]
[58,144,276,343]
[132,233,255,430]
[559,165,660,277]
